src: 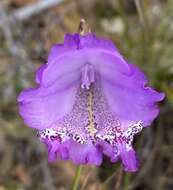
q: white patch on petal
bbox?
[38,128,69,142]
[38,128,59,140]
[95,120,143,150]
[71,133,86,144]
[122,121,143,150]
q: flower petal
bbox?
[118,143,138,172]
[47,141,69,162]
[48,33,80,63]
[42,33,121,88]
[42,53,83,87]
[35,64,47,84]
[96,140,119,162]
[45,139,102,165]
[18,83,78,130]
[99,54,164,128]
[79,33,118,52]
[67,140,102,165]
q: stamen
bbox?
[81,64,95,89]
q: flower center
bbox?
[38,84,143,151]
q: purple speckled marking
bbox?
[38,84,143,152]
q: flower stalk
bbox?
[72,165,83,190]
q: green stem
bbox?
[124,173,131,190]
[72,165,83,190]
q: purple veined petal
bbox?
[42,33,122,88]
[45,138,102,165]
[96,140,119,162]
[18,34,83,130]
[97,53,148,85]
[42,50,124,88]
[66,140,102,165]
[42,53,84,87]
[47,33,80,63]
[118,143,139,172]
[98,54,164,129]
[78,33,118,52]
[47,33,119,64]
[35,64,47,84]
[18,82,78,130]
[47,140,69,162]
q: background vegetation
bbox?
[0,0,172,189]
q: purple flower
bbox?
[18,33,164,172]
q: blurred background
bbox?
[0,0,172,189]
